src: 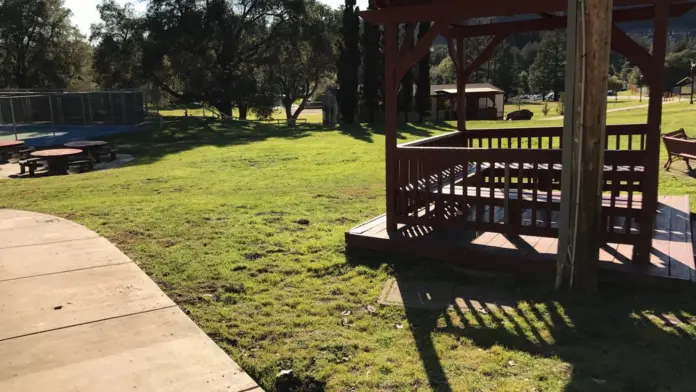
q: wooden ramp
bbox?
[346,196,695,283]
[0,210,262,392]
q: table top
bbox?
[64,140,108,148]
[0,141,25,148]
[31,149,83,158]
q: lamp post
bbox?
[690,60,695,105]
[638,74,643,103]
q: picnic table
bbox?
[64,141,109,163]
[0,141,25,162]
[31,149,83,175]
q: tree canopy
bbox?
[142,0,303,117]
[0,0,92,89]
[91,0,145,88]
[268,0,339,123]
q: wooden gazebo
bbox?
[347,0,696,285]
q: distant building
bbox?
[674,77,693,97]
[430,83,505,121]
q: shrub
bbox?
[541,102,550,116]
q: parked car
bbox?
[607,90,617,96]
[545,92,556,101]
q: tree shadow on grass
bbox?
[99,118,460,166]
[346,248,696,392]
[100,118,339,165]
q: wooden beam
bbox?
[636,1,669,264]
[462,35,507,80]
[456,38,467,131]
[385,23,398,232]
[610,25,656,85]
[395,21,449,82]
[360,0,683,24]
[443,2,695,38]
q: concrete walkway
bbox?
[0,209,262,392]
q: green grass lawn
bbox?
[506,98,652,119]
[1,104,695,391]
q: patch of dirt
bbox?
[244,252,264,261]
[341,186,376,199]
[111,229,150,247]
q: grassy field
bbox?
[156,107,324,124]
[1,103,695,391]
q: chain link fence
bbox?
[0,89,145,145]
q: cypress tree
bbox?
[415,22,431,122]
[337,0,361,123]
[399,23,414,122]
[361,4,381,123]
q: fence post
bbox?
[9,97,17,140]
[58,96,64,124]
[48,95,56,139]
[109,92,115,124]
[81,93,87,125]
[87,92,93,125]
[26,97,34,124]
[121,92,127,125]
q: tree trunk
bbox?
[290,98,308,126]
[284,103,293,124]
[238,104,248,120]
[214,101,233,117]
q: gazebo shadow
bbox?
[348,249,696,391]
[400,276,696,392]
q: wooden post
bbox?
[558,0,582,287]
[635,2,668,264]
[456,38,466,131]
[385,23,398,232]
[559,0,613,291]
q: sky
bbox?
[65,0,370,37]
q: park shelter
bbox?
[347,0,696,285]
[431,83,504,121]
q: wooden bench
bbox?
[662,128,695,171]
[68,160,94,173]
[19,158,43,177]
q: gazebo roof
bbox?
[362,0,696,24]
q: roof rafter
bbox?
[443,2,696,38]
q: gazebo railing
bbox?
[393,140,647,244]
[402,124,648,151]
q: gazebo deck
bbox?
[346,195,695,283]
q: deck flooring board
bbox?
[347,196,693,283]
